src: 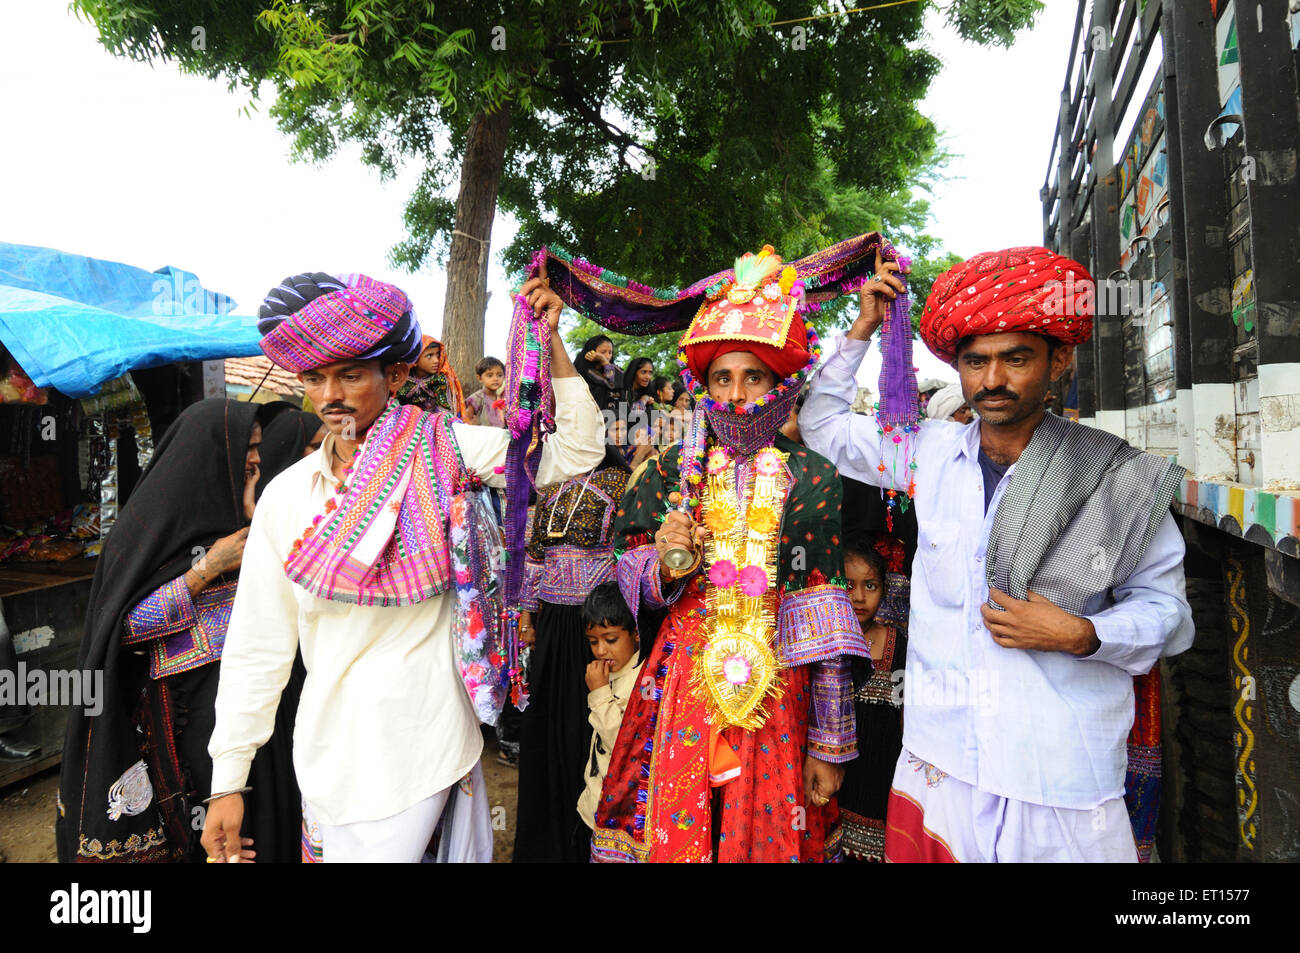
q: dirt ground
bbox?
[0,765,59,863]
[0,731,519,863]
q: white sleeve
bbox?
[1081,512,1195,675]
[802,335,898,489]
[208,484,300,794]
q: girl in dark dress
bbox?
[836,535,910,862]
[398,336,465,417]
[622,357,655,410]
[512,447,631,862]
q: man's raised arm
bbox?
[802,275,910,490]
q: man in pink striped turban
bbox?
[201,267,606,863]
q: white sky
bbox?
[0,1,1081,388]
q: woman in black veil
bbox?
[56,399,314,862]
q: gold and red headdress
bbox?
[678,245,811,383]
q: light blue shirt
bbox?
[802,335,1194,810]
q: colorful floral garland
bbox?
[690,443,789,730]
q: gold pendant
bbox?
[696,626,782,731]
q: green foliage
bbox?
[72,0,1045,342]
[944,0,1045,48]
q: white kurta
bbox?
[209,378,605,826]
[803,335,1195,812]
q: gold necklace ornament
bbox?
[691,443,789,730]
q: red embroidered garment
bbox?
[590,586,837,863]
[919,246,1094,362]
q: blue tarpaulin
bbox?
[0,242,263,398]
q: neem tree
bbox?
[73,0,1042,381]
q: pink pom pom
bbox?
[708,559,738,588]
[737,565,769,597]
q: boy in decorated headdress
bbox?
[802,246,1193,862]
[560,240,899,863]
[200,270,604,862]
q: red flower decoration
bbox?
[872,534,905,573]
[807,568,827,587]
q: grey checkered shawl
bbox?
[985,413,1184,616]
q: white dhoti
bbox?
[313,763,494,863]
[883,748,1137,863]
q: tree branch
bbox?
[531,76,660,170]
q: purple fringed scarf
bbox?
[873,265,920,529]
[501,252,556,705]
[499,232,904,620]
[537,232,901,336]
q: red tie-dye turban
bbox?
[919,247,1094,363]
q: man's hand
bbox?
[981,587,1101,656]
[519,610,536,648]
[847,249,907,341]
[525,258,581,380]
[655,510,707,583]
[803,756,845,808]
[200,793,256,863]
[242,463,260,520]
[520,258,564,335]
[585,659,612,691]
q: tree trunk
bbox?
[441,104,512,390]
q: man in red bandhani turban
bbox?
[919,246,1094,363]
[801,246,1192,864]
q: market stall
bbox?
[0,242,260,787]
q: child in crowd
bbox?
[835,534,909,862]
[659,382,694,447]
[464,356,507,428]
[574,335,622,410]
[575,582,642,859]
[398,335,465,416]
[651,375,675,410]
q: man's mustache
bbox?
[321,404,356,415]
[973,388,1019,402]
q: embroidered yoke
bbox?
[594,436,867,862]
[123,577,239,679]
[520,466,629,610]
